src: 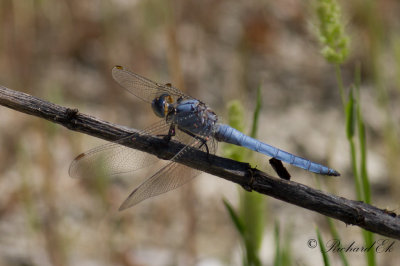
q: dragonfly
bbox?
[69,65,340,210]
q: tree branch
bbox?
[1,85,399,240]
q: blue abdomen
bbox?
[214,124,339,176]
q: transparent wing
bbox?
[69,120,171,179]
[111,66,189,103]
[119,130,218,210]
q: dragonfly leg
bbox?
[198,140,210,155]
[198,140,212,163]
[178,127,211,159]
[156,124,176,142]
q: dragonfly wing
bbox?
[69,120,170,179]
[119,160,196,210]
[119,130,217,210]
[112,66,189,103]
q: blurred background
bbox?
[0,0,399,265]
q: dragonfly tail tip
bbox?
[329,169,341,177]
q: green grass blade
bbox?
[363,230,376,266]
[327,218,349,266]
[223,199,260,266]
[355,65,371,204]
[223,101,246,162]
[250,84,262,139]
[240,191,265,254]
[273,221,293,266]
[357,93,371,204]
[345,85,362,200]
[316,227,331,266]
[354,64,375,266]
[240,84,265,253]
[281,224,293,266]
[345,88,355,140]
[223,199,249,266]
[223,93,264,266]
[273,221,281,266]
[223,199,246,238]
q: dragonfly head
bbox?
[152,93,174,118]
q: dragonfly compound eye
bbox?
[152,93,171,118]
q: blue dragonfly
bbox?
[69,66,339,210]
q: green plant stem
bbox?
[335,64,346,106]
[336,65,363,200]
[349,137,362,200]
[327,218,349,266]
[316,227,331,266]
[355,75,371,204]
[336,64,375,266]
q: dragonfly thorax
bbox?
[171,99,218,137]
[151,93,174,118]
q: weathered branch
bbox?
[1,85,399,240]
